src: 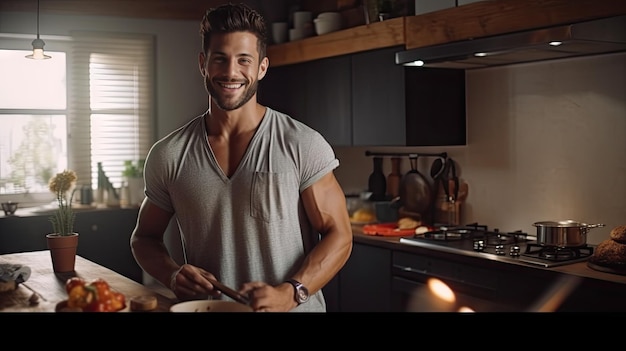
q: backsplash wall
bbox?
[334,52,626,245]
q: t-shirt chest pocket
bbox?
[251,171,297,222]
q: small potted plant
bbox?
[122,159,145,208]
[46,169,79,273]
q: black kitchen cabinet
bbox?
[260,55,352,146]
[260,46,466,146]
[73,209,142,283]
[338,242,392,312]
[0,209,142,283]
[303,55,352,145]
[404,67,466,146]
[351,46,406,146]
[260,62,304,124]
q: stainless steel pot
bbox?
[533,220,605,247]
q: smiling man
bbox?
[130,3,353,312]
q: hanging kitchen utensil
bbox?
[386,157,402,199]
[399,155,432,214]
[441,158,459,225]
[442,158,459,203]
[368,156,387,201]
[429,157,445,181]
[429,156,446,224]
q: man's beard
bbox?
[206,77,259,111]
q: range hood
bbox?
[395,15,626,69]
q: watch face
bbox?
[287,279,309,304]
[297,287,309,303]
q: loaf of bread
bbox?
[589,225,626,269]
[130,295,158,311]
[609,225,626,244]
[397,217,421,230]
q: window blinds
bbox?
[69,31,155,189]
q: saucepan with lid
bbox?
[533,220,605,247]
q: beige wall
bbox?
[335,52,626,245]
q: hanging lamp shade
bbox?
[25,0,51,60]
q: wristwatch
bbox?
[286,279,309,305]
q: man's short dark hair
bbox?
[200,3,268,60]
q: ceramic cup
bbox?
[272,22,288,44]
[314,18,342,35]
[317,12,342,22]
[293,11,312,29]
[289,27,306,41]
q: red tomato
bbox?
[111,292,126,311]
[65,277,85,294]
[88,278,111,302]
[67,284,94,309]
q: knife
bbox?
[206,277,250,305]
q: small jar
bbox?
[80,185,93,205]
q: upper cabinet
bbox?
[259,47,408,146]
[259,55,353,145]
[351,46,406,146]
[267,0,626,67]
[259,46,466,147]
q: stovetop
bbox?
[399,223,594,268]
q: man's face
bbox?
[200,31,268,111]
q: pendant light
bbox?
[25,0,51,60]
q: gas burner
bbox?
[471,230,528,253]
[478,230,528,246]
[425,229,470,241]
[523,243,593,261]
[423,223,488,241]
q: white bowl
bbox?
[170,300,253,312]
[317,12,341,22]
[314,18,342,36]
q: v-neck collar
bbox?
[202,108,270,181]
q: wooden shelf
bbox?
[404,0,626,50]
[267,16,405,67]
[268,0,626,67]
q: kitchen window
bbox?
[0,32,154,205]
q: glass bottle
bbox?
[368,157,387,201]
[386,157,402,199]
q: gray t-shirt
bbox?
[143,107,339,312]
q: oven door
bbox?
[392,271,501,312]
[392,251,513,312]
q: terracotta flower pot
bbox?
[46,233,79,273]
